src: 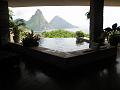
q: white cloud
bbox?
[11,6,90,27]
[10,6,120,34]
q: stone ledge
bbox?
[7,43,117,70]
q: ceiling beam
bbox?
[8,0,89,7]
[8,0,120,7]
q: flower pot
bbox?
[22,39,39,47]
[109,35,119,46]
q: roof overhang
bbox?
[8,0,120,7]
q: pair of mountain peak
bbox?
[26,9,78,32]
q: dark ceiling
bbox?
[8,0,120,7]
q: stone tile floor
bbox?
[0,47,120,90]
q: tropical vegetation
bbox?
[76,31,85,38]
[42,29,89,38]
[42,30,75,38]
[9,8,30,43]
[9,8,89,44]
[22,30,41,47]
[104,23,120,46]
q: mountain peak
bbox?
[35,9,42,15]
[49,16,78,29]
[53,16,64,20]
[26,11,78,32]
[54,16,61,18]
[26,9,50,32]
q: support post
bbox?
[0,0,9,47]
[90,0,104,47]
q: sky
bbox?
[10,6,120,33]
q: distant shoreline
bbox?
[34,28,89,34]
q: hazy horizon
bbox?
[10,6,120,34]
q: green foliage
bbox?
[23,30,40,40]
[9,8,15,30]
[13,19,27,39]
[14,19,26,27]
[42,30,89,38]
[84,33,90,38]
[104,23,120,35]
[85,11,90,19]
[9,8,30,43]
[13,19,27,42]
[76,31,85,38]
[42,30,76,38]
[22,30,41,47]
[104,23,120,46]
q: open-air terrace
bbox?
[0,0,120,90]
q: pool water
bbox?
[39,38,89,52]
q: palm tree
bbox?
[13,19,26,43]
[9,9,26,43]
[9,8,15,42]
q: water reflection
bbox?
[39,38,89,52]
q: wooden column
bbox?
[90,0,104,47]
[0,0,9,47]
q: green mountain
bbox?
[49,16,78,29]
[26,9,51,32]
[26,9,78,32]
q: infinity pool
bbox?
[39,38,89,52]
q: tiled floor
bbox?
[0,47,120,90]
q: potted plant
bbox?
[76,31,85,43]
[22,30,41,47]
[104,23,120,46]
[9,17,26,43]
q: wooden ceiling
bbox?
[8,0,120,7]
